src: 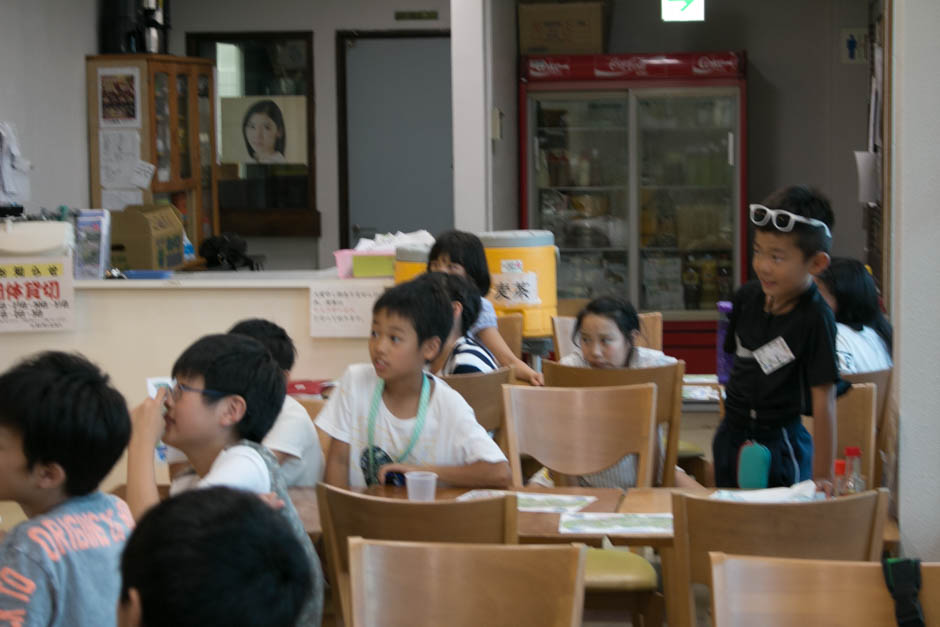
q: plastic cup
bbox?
[405,471,438,502]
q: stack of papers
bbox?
[709,480,821,503]
[457,490,597,514]
[558,513,674,535]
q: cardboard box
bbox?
[110,204,185,270]
[518,2,606,55]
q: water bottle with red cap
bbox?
[844,446,866,494]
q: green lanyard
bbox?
[367,373,431,480]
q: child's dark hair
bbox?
[373,277,453,350]
[120,487,311,627]
[428,230,492,295]
[242,99,286,158]
[757,185,834,258]
[172,334,285,442]
[228,318,297,371]
[420,272,482,335]
[0,352,130,496]
[817,257,892,351]
[574,296,641,350]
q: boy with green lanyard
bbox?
[318,277,511,489]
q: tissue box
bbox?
[352,250,395,278]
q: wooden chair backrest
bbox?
[297,398,331,459]
[317,484,517,626]
[672,489,889,627]
[349,538,586,627]
[710,553,940,627]
[442,367,513,454]
[551,311,664,360]
[557,298,590,317]
[802,383,877,486]
[496,312,524,359]
[844,368,893,484]
[541,360,686,486]
[502,383,657,488]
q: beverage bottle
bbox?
[843,446,866,494]
[833,459,847,497]
[682,258,701,310]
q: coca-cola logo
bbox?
[692,56,738,75]
[529,59,570,77]
[594,56,650,78]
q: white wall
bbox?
[170,0,451,268]
[0,0,98,214]
[607,0,872,261]
[451,0,490,233]
[893,0,940,560]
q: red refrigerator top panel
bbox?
[523,51,746,82]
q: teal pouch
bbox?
[737,440,771,489]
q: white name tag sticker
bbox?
[752,336,795,375]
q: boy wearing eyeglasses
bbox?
[124,334,323,626]
[713,185,839,491]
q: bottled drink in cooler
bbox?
[682,258,701,310]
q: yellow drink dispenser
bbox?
[394,244,430,284]
[477,230,557,338]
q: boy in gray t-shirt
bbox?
[0,352,133,626]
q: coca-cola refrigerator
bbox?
[519,51,747,372]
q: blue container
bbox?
[716,300,733,384]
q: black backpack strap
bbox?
[883,557,924,627]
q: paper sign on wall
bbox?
[0,256,74,332]
[99,129,141,189]
[491,272,540,306]
[309,282,390,337]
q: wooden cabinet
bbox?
[87,54,218,249]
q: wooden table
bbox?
[288,485,624,545]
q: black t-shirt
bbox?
[723,280,839,423]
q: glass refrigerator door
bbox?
[634,89,739,314]
[529,93,629,299]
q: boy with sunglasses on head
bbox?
[124,334,324,626]
[713,185,840,491]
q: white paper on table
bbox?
[457,490,598,514]
[559,513,674,535]
[131,160,156,188]
[682,385,721,402]
[709,480,820,503]
[99,129,141,189]
[101,189,143,211]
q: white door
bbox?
[345,36,453,245]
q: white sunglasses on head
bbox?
[749,204,831,239]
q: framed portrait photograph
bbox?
[221,96,308,165]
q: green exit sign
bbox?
[662,0,705,22]
[395,10,439,21]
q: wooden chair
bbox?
[298,398,331,461]
[710,553,940,627]
[542,360,686,487]
[671,489,890,627]
[802,382,877,487]
[316,483,517,627]
[503,383,658,488]
[551,311,664,361]
[503,382,662,623]
[496,312,524,359]
[557,297,590,317]
[844,368,893,486]
[442,367,513,455]
[349,538,586,627]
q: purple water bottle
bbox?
[716,300,733,384]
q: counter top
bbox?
[76,269,393,290]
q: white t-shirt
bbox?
[835,322,893,374]
[263,395,324,486]
[165,395,324,487]
[169,444,271,496]
[560,345,677,369]
[316,363,507,488]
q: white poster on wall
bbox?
[309,281,390,338]
[99,129,141,189]
[0,256,74,332]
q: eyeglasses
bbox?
[750,204,831,239]
[170,380,228,402]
